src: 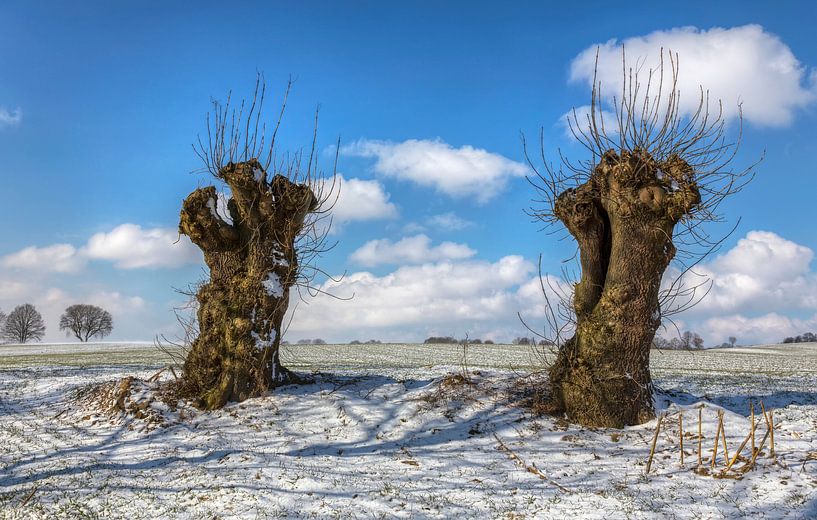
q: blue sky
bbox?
[0,1,815,344]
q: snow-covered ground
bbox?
[0,343,816,518]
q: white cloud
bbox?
[666,230,817,344]
[1,244,85,273]
[349,234,476,267]
[670,231,817,317]
[84,224,201,269]
[332,174,398,224]
[427,212,473,231]
[288,255,538,342]
[570,25,817,127]
[0,107,22,127]
[699,313,817,346]
[2,224,202,273]
[342,138,527,203]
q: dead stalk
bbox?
[711,412,723,468]
[725,430,752,472]
[679,412,684,466]
[646,414,664,474]
[720,413,730,462]
[760,401,775,457]
[698,406,703,467]
[750,401,755,455]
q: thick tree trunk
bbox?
[178,159,317,409]
[548,150,700,427]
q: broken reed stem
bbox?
[747,425,771,470]
[646,414,664,474]
[760,401,775,457]
[750,402,755,455]
[725,430,752,472]
[679,412,684,466]
[720,413,730,462]
[698,406,703,467]
[711,411,723,468]
[769,410,775,457]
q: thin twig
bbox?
[494,433,571,493]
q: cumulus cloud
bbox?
[350,234,476,267]
[342,139,527,203]
[1,244,85,273]
[332,174,398,224]
[666,231,817,344]
[672,231,817,317]
[699,313,817,346]
[2,224,202,273]
[570,25,817,127]
[84,224,201,269]
[0,107,22,127]
[288,255,539,341]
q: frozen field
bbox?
[0,342,816,518]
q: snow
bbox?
[253,167,264,183]
[262,272,284,298]
[0,343,816,518]
[205,196,218,219]
[251,329,276,350]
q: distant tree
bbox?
[424,336,458,344]
[0,309,5,341]
[58,304,113,342]
[513,337,532,345]
[652,337,669,349]
[365,339,382,344]
[296,339,312,345]
[484,339,495,345]
[783,332,817,344]
[3,304,46,343]
[312,338,327,345]
[691,333,705,350]
[281,340,290,345]
[470,339,482,345]
[728,336,737,348]
[349,340,362,345]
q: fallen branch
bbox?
[493,433,571,493]
[20,486,37,507]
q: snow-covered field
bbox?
[1,342,816,519]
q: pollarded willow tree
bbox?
[177,78,336,409]
[527,51,757,428]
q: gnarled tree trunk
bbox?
[548,149,700,427]
[178,159,317,409]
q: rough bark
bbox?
[178,159,317,409]
[548,149,700,427]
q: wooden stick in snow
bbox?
[769,410,775,457]
[720,412,730,462]
[725,430,752,472]
[646,414,664,474]
[698,406,703,467]
[678,412,684,466]
[760,401,775,457]
[750,401,755,456]
[711,411,723,468]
